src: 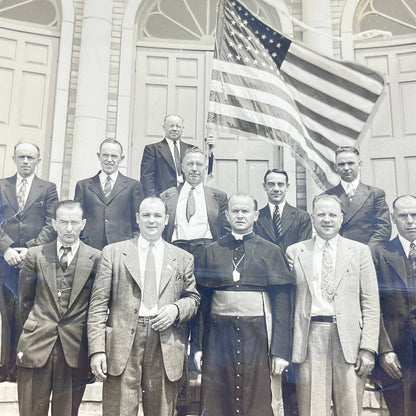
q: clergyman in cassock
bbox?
[193,193,294,416]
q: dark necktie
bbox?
[173,141,182,176]
[60,246,71,271]
[103,175,112,198]
[273,205,282,240]
[186,187,196,222]
[409,242,416,275]
[143,243,157,309]
[17,178,27,211]
[321,242,335,301]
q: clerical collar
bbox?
[230,231,255,241]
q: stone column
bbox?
[69,0,113,195]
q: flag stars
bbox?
[227,53,233,59]
[244,57,250,62]
[231,20,236,25]
[261,34,267,40]
[276,43,281,48]
[237,43,243,49]
[271,52,277,57]
[269,39,274,44]
[236,55,241,61]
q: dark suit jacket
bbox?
[255,203,312,254]
[74,172,144,250]
[140,138,193,197]
[160,185,228,242]
[324,182,391,247]
[87,238,200,381]
[0,174,58,252]
[373,237,415,368]
[17,241,100,369]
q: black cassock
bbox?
[193,232,293,416]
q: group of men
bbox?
[0,113,414,416]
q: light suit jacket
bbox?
[17,241,100,368]
[87,238,200,382]
[286,236,380,364]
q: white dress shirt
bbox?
[398,235,416,258]
[16,173,35,206]
[268,200,286,218]
[311,235,338,316]
[341,177,360,197]
[138,235,165,316]
[99,170,119,193]
[166,139,184,184]
[173,182,212,241]
[56,240,80,267]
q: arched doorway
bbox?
[123,0,294,206]
[341,0,416,204]
[0,0,64,179]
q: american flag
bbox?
[207,0,385,189]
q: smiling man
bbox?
[323,146,391,248]
[74,138,143,250]
[193,193,293,416]
[87,197,200,416]
[286,194,380,416]
[17,200,100,416]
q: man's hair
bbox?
[183,147,205,159]
[163,114,184,125]
[137,197,167,215]
[392,194,416,211]
[98,138,124,155]
[335,146,360,157]
[263,168,289,184]
[227,193,258,211]
[14,142,41,158]
[312,194,342,211]
[55,200,84,219]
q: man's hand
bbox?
[193,350,203,372]
[4,247,26,268]
[355,349,375,377]
[380,352,402,380]
[90,352,107,381]
[150,304,179,331]
[271,357,289,375]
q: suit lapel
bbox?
[4,175,19,212]
[21,176,43,215]
[67,242,95,310]
[40,242,59,306]
[298,240,315,294]
[343,183,370,223]
[158,139,176,173]
[383,237,408,287]
[123,239,142,289]
[280,203,296,239]
[204,187,218,236]
[256,207,276,243]
[159,243,177,296]
[333,237,354,290]
[87,173,107,203]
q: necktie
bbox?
[103,175,112,198]
[143,243,157,309]
[173,141,182,176]
[273,205,282,240]
[321,242,335,301]
[186,187,196,222]
[409,242,416,275]
[17,178,27,211]
[60,246,71,271]
[345,184,355,200]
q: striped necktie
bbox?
[103,175,112,198]
[186,187,196,222]
[17,178,27,211]
[273,205,282,240]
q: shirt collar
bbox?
[166,138,181,150]
[17,173,35,187]
[183,181,203,193]
[315,234,339,250]
[398,235,415,256]
[341,177,360,192]
[138,234,164,249]
[99,170,119,184]
[231,231,255,241]
[57,239,80,254]
[268,200,286,215]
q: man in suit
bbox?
[373,194,416,416]
[323,145,391,248]
[140,114,193,197]
[255,169,311,415]
[88,197,200,416]
[160,147,227,414]
[0,142,58,380]
[17,200,100,416]
[256,168,312,255]
[74,138,143,250]
[286,194,380,416]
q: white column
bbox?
[302,0,333,209]
[69,0,113,196]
